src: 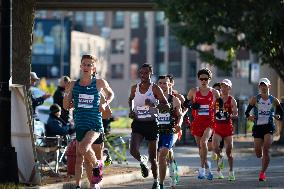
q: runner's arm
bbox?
[245,96,256,121]
[63,80,75,110]
[274,97,283,120]
[231,97,238,117]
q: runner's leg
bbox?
[262,134,273,172]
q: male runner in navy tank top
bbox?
[245,78,283,182]
[128,63,169,189]
[157,75,183,189]
[63,54,114,188]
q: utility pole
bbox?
[0,0,19,183]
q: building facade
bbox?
[35,10,275,108]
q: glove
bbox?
[183,99,191,109]
[215,111,223,119]
[224,112,230,119]
[191,102,200,110]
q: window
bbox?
[95,12,105,27]
[235,60,249,78]
[111,39,125,54]
[75,12,84,23]
[169,35,182,52]
[169,61,182,78]
[158,63,167,75]
[130,12,139,29]
[155,11,165,25]
[85,12,94,27]
[187,61,196,78]
[112,11,124,28]
[130,38,139,54]
[144,12,149,28]
[157,37,165,52]
[111,64,124,79]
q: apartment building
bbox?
[35,10,274,108]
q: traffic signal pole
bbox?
[0,0,19,183]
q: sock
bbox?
[154,178,158,183]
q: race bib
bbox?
[158,112,171,125]
[135,106,157,121]
[78,94,94,108]
[198,105,209,116]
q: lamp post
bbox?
[0,0,19,183]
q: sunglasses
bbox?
[82,63,93,67]
[199,77,209,81]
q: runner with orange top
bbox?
[212,79,238,181]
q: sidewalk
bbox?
[23,132,284,189]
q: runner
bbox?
[128,63,169,189]
[212,79,238,181]
[186,68,222,180]
[209,82,225,178]
[166,74,188,188]
[63,54,114,189]
[157,75,183,189]
[245,78,283,181]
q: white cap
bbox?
[221,79,232,88]
[30,72,40,80]
[258,78,271,86]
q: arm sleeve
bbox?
[245,104,254,118]
[217,97,224,111]
[275,104,284,120]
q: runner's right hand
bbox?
[129,111,136,119]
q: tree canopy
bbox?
[155,0,284,81]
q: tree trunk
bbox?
[12,0,36,86]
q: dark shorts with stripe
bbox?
[131,120,158,141]
[93,132,104,144]
[252,124,275,139]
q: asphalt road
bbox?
[103,146,284,189]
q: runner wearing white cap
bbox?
[245,77,283,181]
[212,79,238,181]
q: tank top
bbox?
[254,94,274,126]
[133,82,158,119]
[157,95,175,130]
[192,88,215,122]
[72,78,103,131]
[215,95,233,125]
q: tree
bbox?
[155,0,284,81]
[12,0,36,86]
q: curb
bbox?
[23,166,192,189]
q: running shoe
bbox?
[92,184,100,189]
[173,160,180,183]
[152,181,160,189]
[207,171,213,180]
[104,154,112,166]
[211,152,218,161]
[198,168,206,179]
[91,160,103,184]
[259,171,266,181]
[228,171,235,181]
[169,160,179,186]
[216,171,224,179]
[140,155,149,178]
[218,157,225,170]
[75,186,81,189]
[159,184,165,189]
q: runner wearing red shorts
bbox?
[212,79,238,181]
[186,68,221,180]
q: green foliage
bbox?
[111,117,132,129]
[0,183,24,189]
[155,0,284,81]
